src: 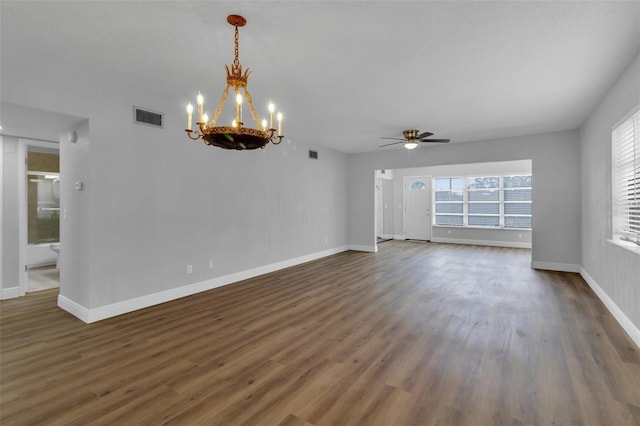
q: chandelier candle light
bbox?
[185,14,284,150]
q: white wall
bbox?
[348,131,581,268]
[389,160,532,247]
[580,51,640,339]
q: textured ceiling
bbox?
[1,1,639,153]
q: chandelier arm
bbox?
[242,87,262,130]
[186,130,203,141]
[211,85,231,127]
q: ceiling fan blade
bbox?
[381,137,405,141]
[418,131,434,139]
[420,139,450,143]
[379,141,405,147]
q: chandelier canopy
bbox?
[185,15,284,150]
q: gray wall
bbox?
[60,120,91,307]
[580,51,640,332]
[1,136,20,292]
[1,64,349,312]
[348,131,581,268]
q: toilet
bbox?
[49,243,60,269]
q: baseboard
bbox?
[349,244,378,253]
[1,286,22,300]
[580,268,640,349]
[59,246,351,323]
[57,294,90,322]
[378,234,393,240]
[393,234,405,240]
[530,261,581,273]
[431,237,532,249]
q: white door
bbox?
[405,176,432,240]
[375,177,383,238]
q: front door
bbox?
[405,176,432,241]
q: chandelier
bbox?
[185,15,284,150]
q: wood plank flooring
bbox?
[1,241,639,425]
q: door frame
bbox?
[403,175,433,241]
[18,138,61,295]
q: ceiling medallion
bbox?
[185,14,284,150]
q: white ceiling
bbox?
[1,1,639,153]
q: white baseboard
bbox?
[57,294,90,322]
[393,234,405,240]
[58,246,350,323]
[349,244,377,253]
[431,237,532,249]
[580,268,640,349]
[530,261,581,273]
[1,286,23,300]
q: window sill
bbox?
[432,225,532,231]
[606,238,640,256]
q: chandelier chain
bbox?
[233,25,240,71]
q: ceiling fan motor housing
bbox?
[403,129,420,140]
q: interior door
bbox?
[405,176,432,241]
[375,177,383,238]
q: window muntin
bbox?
[613,108,640,245]
[434,174,532,229]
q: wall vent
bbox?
[133,106,163,128]
[309,150,318,160]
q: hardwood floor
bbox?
[1,241,639,425]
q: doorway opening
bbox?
[373,160,533,256]
[375,170,394,244]
[26,145,60,292]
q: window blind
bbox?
[613,109,640,245]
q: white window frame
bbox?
[433,174,532,229]
[503,174,533,229]
[612,106,640,247]
[466,175,501,228]
[433,177,464,227]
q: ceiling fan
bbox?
[380,129,450,149]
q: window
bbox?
[467,176,500,227]
[409,181,426,190]
[434,177,464,226]
[613,108,640,245]
[504,175,532,229]
[434,174,532,229]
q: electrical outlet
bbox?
[208,260,214,270]
[186,265,193,274]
